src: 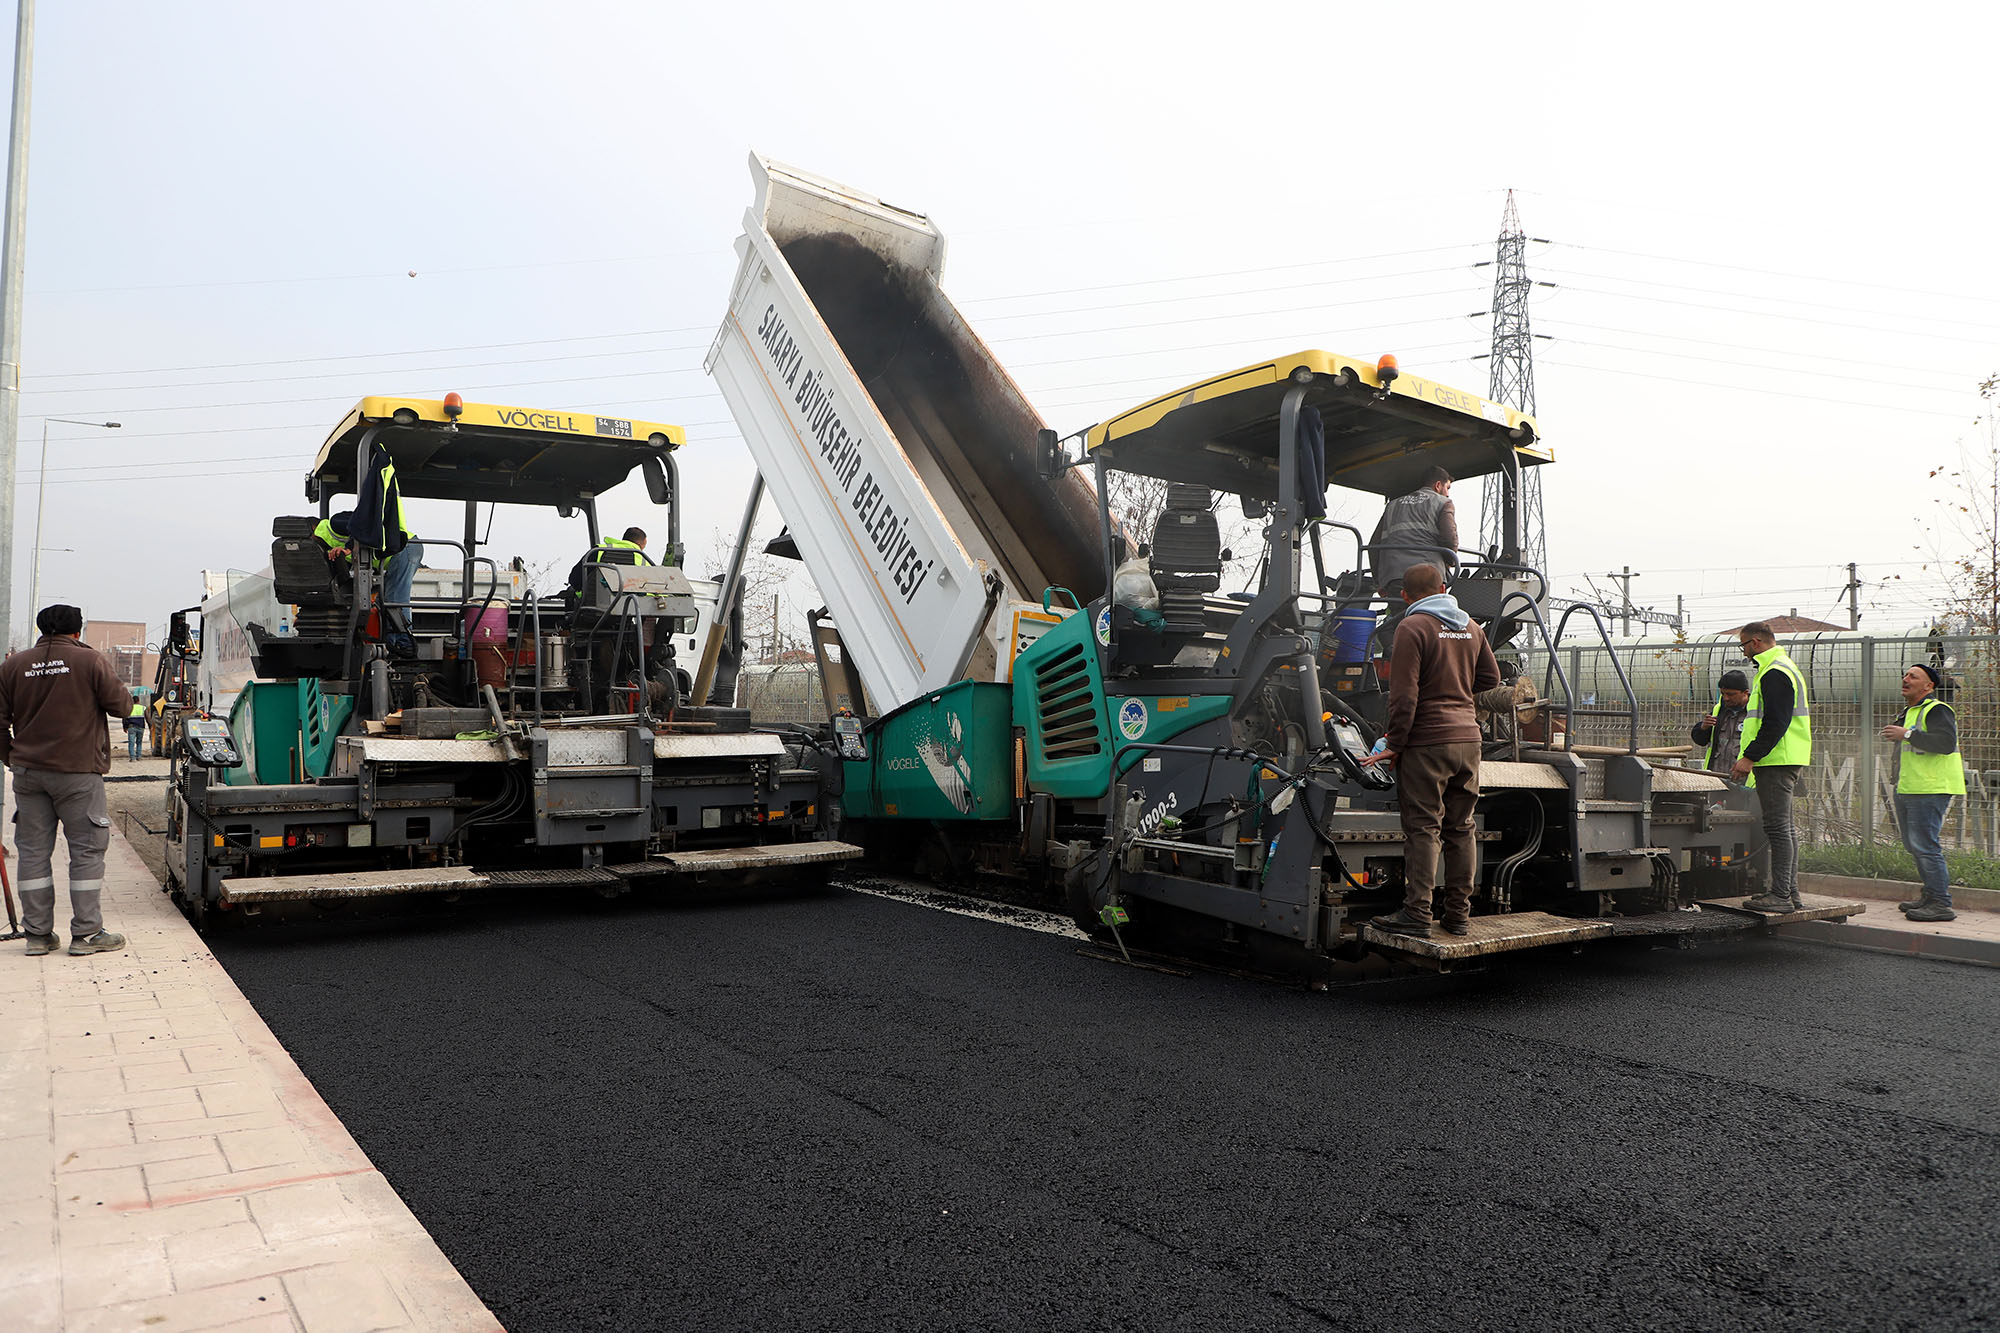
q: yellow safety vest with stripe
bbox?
[127,702,146,719]
[1897,697,1965,796]
[1741,645,1811,770]
[589,537,652,564]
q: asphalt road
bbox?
[212,884,2000,1332]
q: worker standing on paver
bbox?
[1690,669,1752,773]
[0,605,133,956]
[1369,465,1457,596]
[1362,563,1501,938]
[1732,622,1812,913]
[1882,663,1963,923]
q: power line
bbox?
[1557,241,2000,309]
[956,243,1485,306]
[1540,266,2000,333]
[30,325,716,381]
[1547,280,2000,346]
[1540,319,1979,382]
[1549,335,1978,394]
[1540,359,1975,420]
[22,342,704,396]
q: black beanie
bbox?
[1910,663,1942,688]
[35,604,82,637]
[1718,669,1749,692]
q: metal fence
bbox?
[734,662,828,727]
[1512,633,2000,854]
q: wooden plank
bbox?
[1361,910,1613,962]
[1697,892,1867,925]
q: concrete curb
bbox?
[1798,871,2000,913]
[1779,918,2000,968]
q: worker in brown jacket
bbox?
[0,604,132,956]
[1362,563,1500,937]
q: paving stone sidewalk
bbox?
[0,795,499,1331]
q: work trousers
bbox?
[1895,792,1954,908]
[383,539,424,639]
[1396,741,1482,926]
[13,767,110,938]
[1756,763,1803,902]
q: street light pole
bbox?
[27,415,117,624]
[0,0,36,651]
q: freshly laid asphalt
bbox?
[211,885,2000,1332]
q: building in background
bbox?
[82,619,158,692]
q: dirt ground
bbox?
[101,720,172,885]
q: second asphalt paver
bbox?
[212,886,2000,1332]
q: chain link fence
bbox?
[1512,633,2000,855]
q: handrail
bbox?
[1517,597,1640,755]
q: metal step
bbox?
[1698,892,1866,925]
[482,867,623,888]
[646,841,865,876]
[1361,910,1614,963]
[220,866,490,906]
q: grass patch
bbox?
[1800,843,2000,891]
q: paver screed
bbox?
[0,789,499,1332]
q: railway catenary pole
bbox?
[0,0,33,651]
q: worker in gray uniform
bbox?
[0,605,133,956]
[1369,465,1457,597]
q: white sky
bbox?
[7,1,1996,646]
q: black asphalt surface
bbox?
[212,886,2000,1332]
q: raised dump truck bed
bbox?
[706,155,1104,711]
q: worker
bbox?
[1369,465,1457,596]
[568,526,654,591]
[1732,622,1812,913]
[1690,669,1752,773]
[123,696,147,761]
[1882,663,1963,922]
[1362,562,1500,938]
[352,447,421,656]
[0,604,133,957]
[312,510,354,577]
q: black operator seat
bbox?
[270,516,341,607]
[1150,483,1222,634]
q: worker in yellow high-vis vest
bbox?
[1731,622,1812,913]
[1881,662,1963,923]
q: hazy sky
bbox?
[7,1,1996,646]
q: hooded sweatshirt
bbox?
[0,635,133,774]
[1385,593,1500,752]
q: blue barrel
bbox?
[1329,608,1377,664]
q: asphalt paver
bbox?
[211,885,2000,1332]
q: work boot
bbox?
[1903,903,1958,923]
[1741,893,1796,914]
[1370,910,1434,937]
[1899,894,1926,912]
[67,931,126,956]
[23,932,58,956]
[1439,919,1471,937]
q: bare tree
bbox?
[700,526,814,665]
[1909,382,2000,636]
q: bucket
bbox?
[1328,608,1376,664]
[464,604,509,647]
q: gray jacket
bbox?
[1371,487,1457,587]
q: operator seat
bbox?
[1150,484,1222,634]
